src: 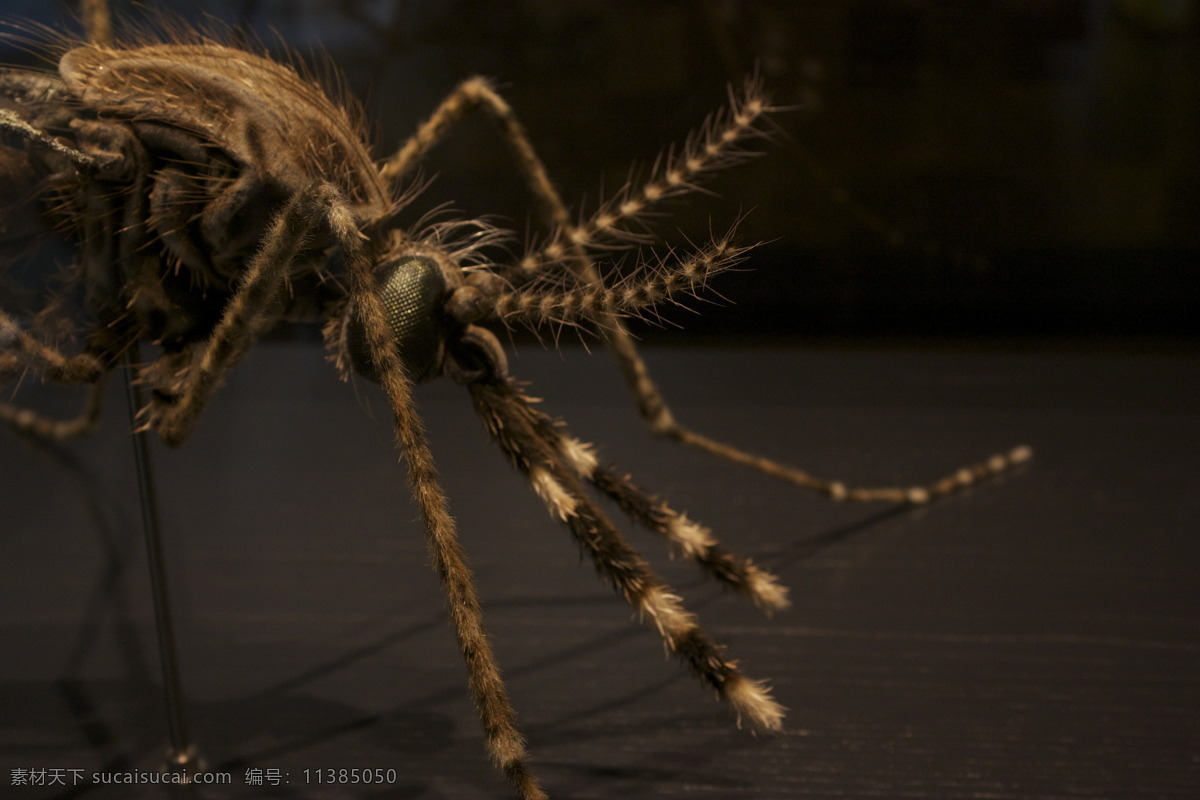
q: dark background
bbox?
[4,0,1198,342]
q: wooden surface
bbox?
[1,341,1197,798]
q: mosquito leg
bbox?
[137,184,349,446]
[0,109,118,172]
[509,393,789,614]
[329,192,546,800]
[470,377,785,731]
[1,311,108,386]
[598,324,1033,505]
[379,77,563,228]
[0,378,107,440]
[79,0,113,47]
[670,424,1033,504]
[382,76,1031,503]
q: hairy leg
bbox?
[1,310,107,385]
[124,179,546,797]
[0,378,106,440]
[0,109,117,173]
[137,184,348,445]
[381,77,1029,504]
[504,388,789,614]
[329,192,547,800]
[471,377,785,731]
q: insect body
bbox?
[1,7,1030,799]
[9,41,382,362]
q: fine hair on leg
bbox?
[1,309,107,386]
[570,443,790,614]
[0,312,110,441]
[0,109,118,172]
[325,192,547,800]
[380,75,1029,505]
[104,179,548,795]
[470,376,785,731]
[505,396,790,615]
[134,184,351,445]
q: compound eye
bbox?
[345,255,448,382]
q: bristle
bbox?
[547,77,774,256]
[724,673,786,732]
[666,515,716,558]
[530,467,578,521]
[560,436,600,477]
[638,585,698,642]
[744,565,791,613]
[494,236,751,329]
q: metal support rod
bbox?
[122,344,200,772]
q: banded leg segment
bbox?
[381,76,1031,505]
[589,463,790,613]
[673,427,1034,504]
[513,406,790,614]
[115,182,545,796]
[470,377,785,731]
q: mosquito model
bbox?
[0,3,1029,797]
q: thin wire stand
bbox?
[123,345,203,777]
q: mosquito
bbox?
[0,3,1030,796]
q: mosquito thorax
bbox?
[345,255,449,382]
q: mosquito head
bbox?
[341,242,504,384]
[343,253,447,382]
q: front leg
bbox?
[138,183,340,446]
[331,192,548,800]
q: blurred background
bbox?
[4,0,1198,343]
